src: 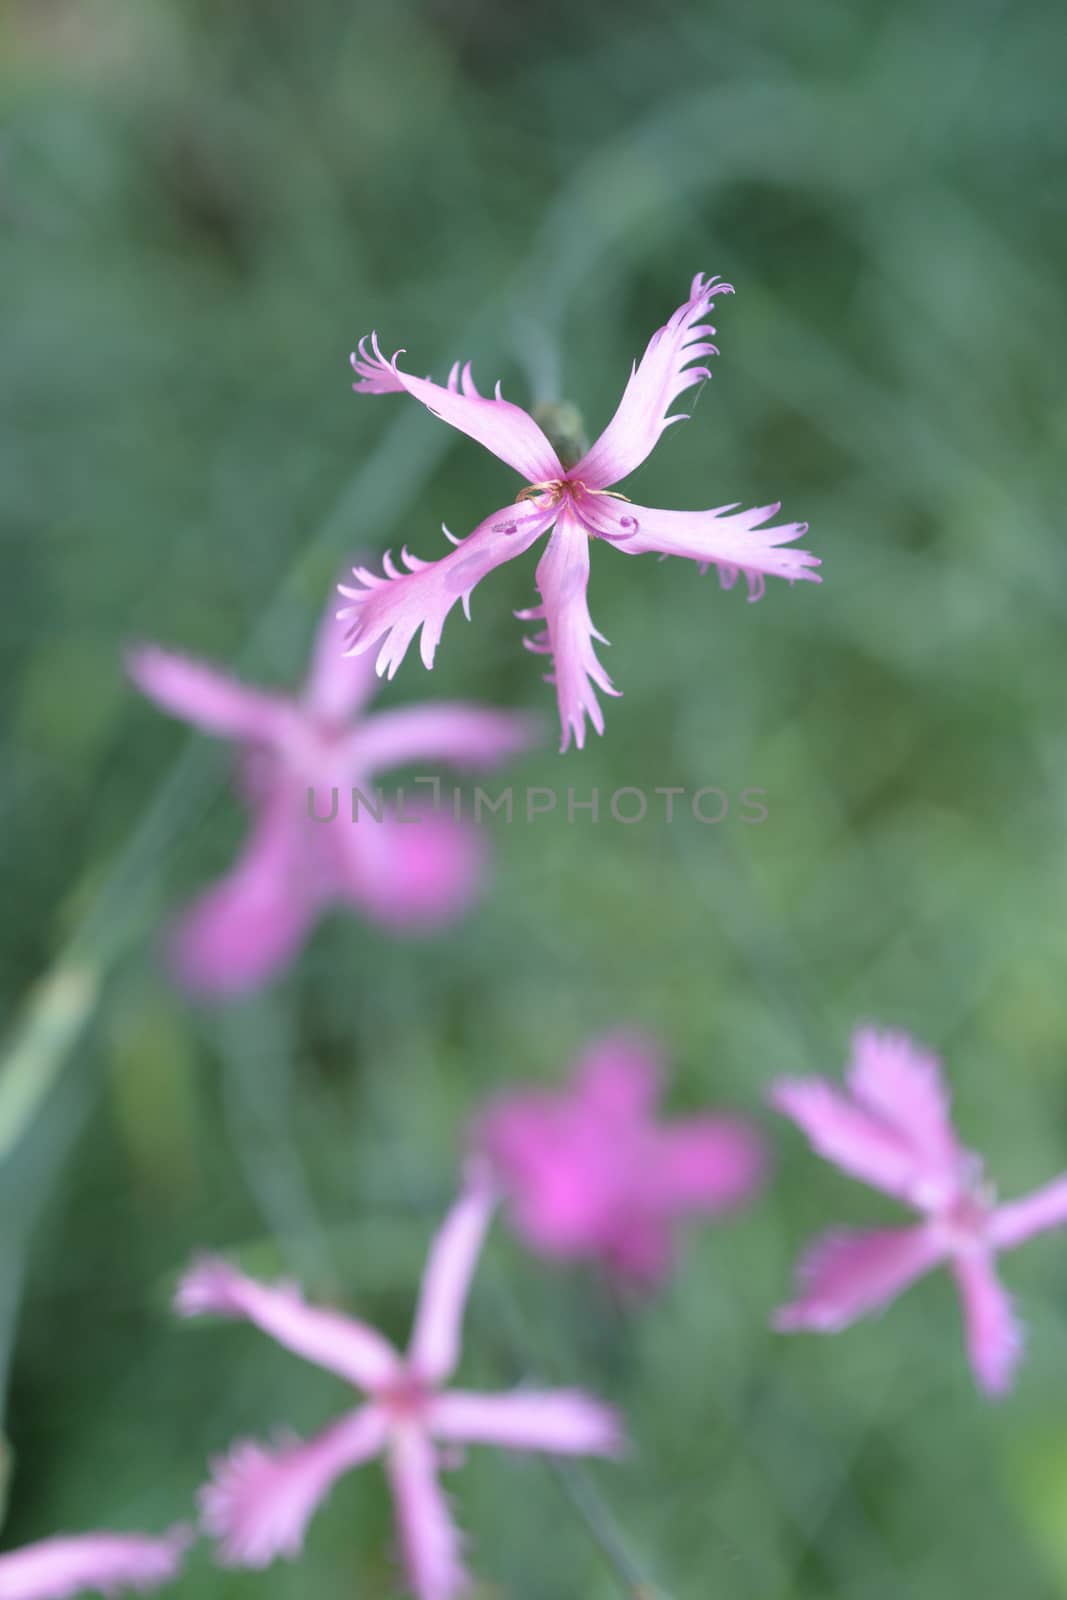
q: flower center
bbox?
[379,1371,432,1423]
[931,1162,996,1253]
[512,480,640,543]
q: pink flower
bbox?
[0,1528,190,1599]
[771,1026,1067,1395]
[127,597,536,994]
[176,1179,623,1599]
[341,274,820,752]
[475,1032,767,1289]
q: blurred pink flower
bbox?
[771,1026,1067,1395]
[127,598,536,994]
[0,1528,190,1599]
[475,1032,767,1288]
[176,1178,622,1598]
[341,273,820,752]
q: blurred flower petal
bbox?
[951,1253,1024,1397]
[0,1529,190,1599]
[324,806,487,933]
[201,1410,388,1567]
[847,1028,959,1179]
[302,598,381,723]
[773,1226,944,1332]
[167,782,316,995]
[770,1076,926,1205]
[350,702,538,777]
[650,1117,767,1214]
[385,1427,469,1600]
[126,645,290,743]
[408,1178,495,1384]
[175,1255,400,1388]
[430,1390,623,1456]
[990,1174,1067,1249]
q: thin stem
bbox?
[215,995,338,1295]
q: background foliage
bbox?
[3,0,1067,1594]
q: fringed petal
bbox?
[523,509,620,753]
[337,503,554,679]
[351,333,562,482]
[600,497,820,592]
[573,272,734,488]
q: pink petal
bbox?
[200,1408,388,1568]
[385,1427,469,1600]
[351,334,562,483]
[522,508,619,753]
[350,702,540,778]
[774,1225,944,1333]
[0,1530,190,1599]
[126,644,290,743]
[337,502,553,679]
[478,1046,664,1272]
[167,783,317,996]
[320,804,487,933]
[408,1180,494,1384]
[951,1253,1024,1396]
[770,1077,928,1205]
[301,593,381,723]
[649,1116,767,1215]
[476,1094,614,1258]
[572,272,734,488]
[175,1256,400,1389]
[605,499,820,595]
[572,1031,665,1124]
[430,1389,624,1457]
[990,1174,1067,1249]
[846,1028,960,1186]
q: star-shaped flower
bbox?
[0,1528,190,1599]
[176,1178,623,1598]
[771,1026,1067,1394]
[340,273,820,751]
[128,596,536,994]
[476,1031,766,1289]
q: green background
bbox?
[3,0,1067,1594]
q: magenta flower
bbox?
[340,273,820,752]
[771,1026,1067,1395]
[127,598,535,994]
[176,1178,623,1598]
[0,1528,190,1599]
[475,1031,766,1289]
